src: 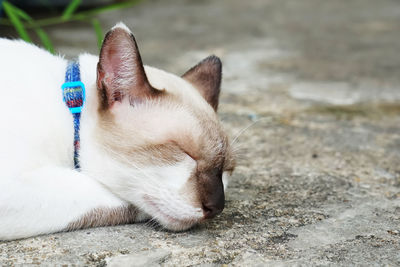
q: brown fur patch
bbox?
[182,55,222,111]
[66,205,138,231]
[177,110,235,215]
[97,28,164,110]
[191,109,235,172]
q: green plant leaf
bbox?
[3,2,54,53]
[2,1,31,42]
[1,0,144,28]
[34,28,54,54]
[91,18,103,50]
[62,0,81,21]
[12,5,33,22]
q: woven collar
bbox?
[61,61,85,169]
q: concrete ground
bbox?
[1,0,400,265]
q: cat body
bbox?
[0,23,234,240]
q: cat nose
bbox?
[202,202,224,219]
[199,168,225,219]
[202,192,224,219]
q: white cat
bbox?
[0,23,235,240]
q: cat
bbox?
[0,23,235,241]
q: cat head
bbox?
[92,23,235,231]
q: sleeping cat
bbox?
[0,23,235,240]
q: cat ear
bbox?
[97,23,161,109]
[182,55,222,111]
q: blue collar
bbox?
[61,61,85,169]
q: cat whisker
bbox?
[231,144,246,153]
[232,141,244,149]
[230,117,270,146]
[232,154,248,160]
[144,217,159,229]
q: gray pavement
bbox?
[1,0,400,265]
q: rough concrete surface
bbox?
[1,0,400,266]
